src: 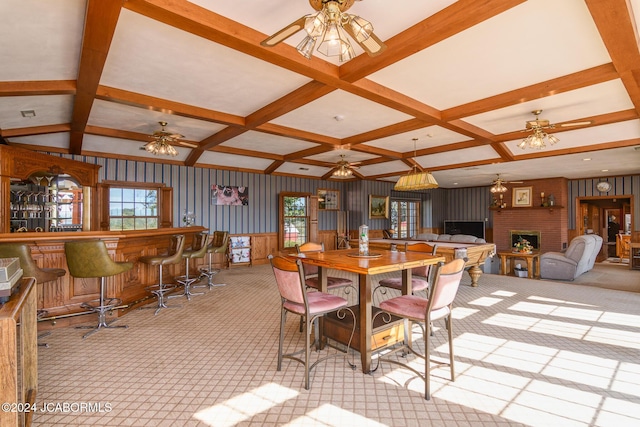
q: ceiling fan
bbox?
[519,109,592,150]
[261,0,386,62]
[142,121,197,156]
[331,154,360,178]
[490,174,522,193]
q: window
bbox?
[281,194,309,249]
[390,199,420,239]
[109,187,159,230]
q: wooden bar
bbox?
[0,227,207,329]
[0,277,37,427]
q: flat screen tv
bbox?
[443,220,485,240]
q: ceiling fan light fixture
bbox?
[332,165,353,178]
[304,12,326,37]
[520,110,559,150]
[144,121,181,157]
[143,140,178,156]
[317,23,351,57]
[268,0,385,62]
[348,16,373,42]
[296,35,317,59]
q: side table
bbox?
[498,251,541,279]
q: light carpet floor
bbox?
[32,264,640,426]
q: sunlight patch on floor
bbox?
[193,383,298,426]
[584,326,640,350]
[595,397,640,426]
[467,296,504,306]
[284,403,388,427]
[528,295,596,307]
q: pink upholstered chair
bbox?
[269,255,356,390]
[375,258,466,400]
[295,242,355,294]
[373,242,438,304]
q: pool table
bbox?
[350,238,496,287]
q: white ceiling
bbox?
[1,0,639,188]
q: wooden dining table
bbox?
[290,248,445,373]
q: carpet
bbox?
[543,262,640,293]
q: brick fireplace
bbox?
[492,178,569,253]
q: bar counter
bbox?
[0,227,207,329]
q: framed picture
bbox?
[369,195,389,219]
[512,186,532,207]
[211,185,249,206]
[317,188,339,210]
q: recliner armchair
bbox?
[540,235,603,281]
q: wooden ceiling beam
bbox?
[585,0,640,114]
[1,124,71,137]
[0,80,76,96]
[70,0,123,154]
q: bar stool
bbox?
[0,243,66,347]
[64,240,133,339]
[139,234,185,315]
[198,231,229,289]
[169,232,208,300]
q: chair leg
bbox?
[425,320,431,400]
[140,265,180,315]
[277,309,286,371]
[304,314,311,390]
[170,258,205,300]
[196,252,227,289]
[76,277,127,339]
[448,315,455,381]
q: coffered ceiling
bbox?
[1,0,639,188]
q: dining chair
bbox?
[295,242,356,294]
[373,242,438,304]
[269,255,356,390]
[374,257,466,400]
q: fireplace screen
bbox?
[510,230,541,250]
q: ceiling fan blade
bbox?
[558,121,592,127]
[178,141,198,148]
[342,24,387,56]
[261,16,308,47]
[168,133,184,139]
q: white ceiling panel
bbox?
[364,125,469,151]
[270,90,413,138]
[358,160,410,177]
[221,131,318,155]
[88,100,227,141]
[101,10,311,116]
[274,162,332,177]
[83,134,191,162]
[10,133,70,150]
[416,145,499,169]
[0,95,73,129]
[198,151,274,170]
[0,0,85,81]
[306,149,378,163]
